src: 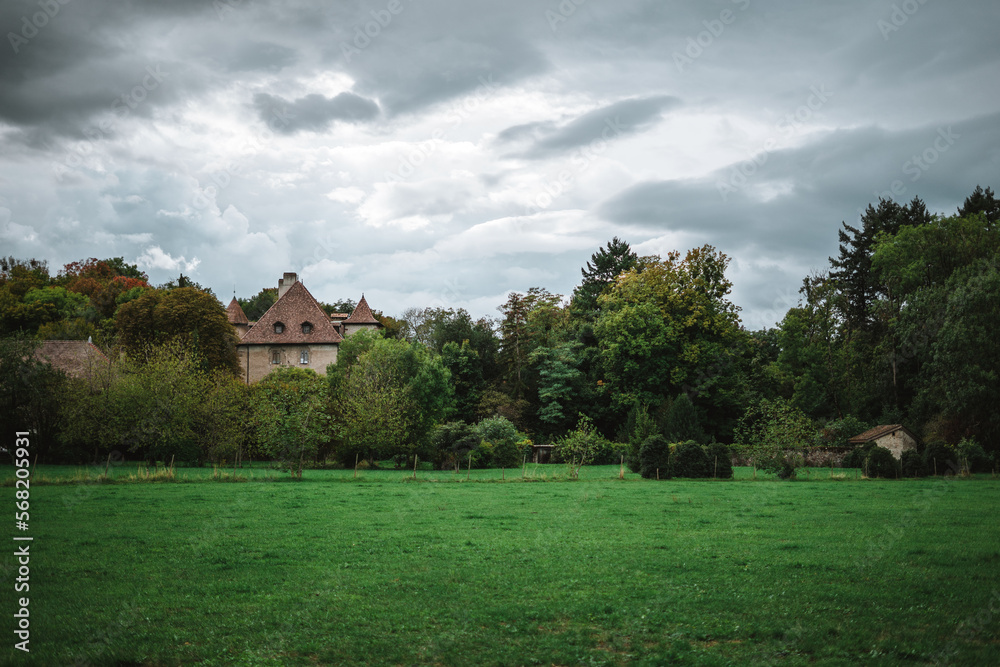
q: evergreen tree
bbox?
[957,184,999,229]
[829,197,931,335]
[571,237,638,319]
[662,393,704,443]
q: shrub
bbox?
[474,415,520,446]
[491,437,522,469]
[670,441,712,478]
[901,449,923,478]
[430,421,480,470]
[843,442,875,469]
[662,393,704,443]
[471,441,493,469]
[817,415,871,448]
[704,442,734,479]
[865,446,899,479]
[619,401,658,473]
[774,458,797,480]
[589,439,629,465]
[639,435,672,479]
[956,437,992,474]
[553,414,608,478]
[605,441,632,468]
[922,441,959,476]
[472,415,525,469]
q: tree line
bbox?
[1,185,997,475]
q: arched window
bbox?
[301,322,313,334]
[274,322,285,334]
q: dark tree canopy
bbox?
[116,287,240,375]
[957,184,999,228]
[159,273,216,298]
[239,288,278,321]
[571,237,638,318]
[829,197,932,335]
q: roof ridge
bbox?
[239,280,343,344]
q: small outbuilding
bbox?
[34,339,109,383]
[848,424,918,460]
[530,443,555,464]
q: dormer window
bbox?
[301,322,313,334]
[273,322,285,334]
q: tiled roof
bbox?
[35,340,109,379]
[239,280,343,345]
[342,294,380,325]
[227,297,249,325]
[848,424,916,444]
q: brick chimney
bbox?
[277,272,298,298]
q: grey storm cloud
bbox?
[599,112,1000,258]
[512,95,683,158]
[252,91,380,133]
[1,0,999,325]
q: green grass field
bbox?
[3,464,999,665]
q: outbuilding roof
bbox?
[35,340,109,379]
[848,424,918,444]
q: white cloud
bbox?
[137,246,201,273]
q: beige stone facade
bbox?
[238,343,339,384]
[229,273,380,384]
[848,425,918,460]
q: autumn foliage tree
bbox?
[115,287,240,374]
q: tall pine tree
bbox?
[571,237,638,319]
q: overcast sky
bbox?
[1,0,998,329]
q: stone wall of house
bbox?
[238,344,339,383]
[875,431,917,459]
[342,323,378,338]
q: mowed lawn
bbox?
[3,466,999,665]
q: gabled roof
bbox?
[342,294,380,325]
[239,280,343,345]
[35,340,109,379]
[227,297,249,325]
[848,424,918,444]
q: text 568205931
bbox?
[13,431,33,653]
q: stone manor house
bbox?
[226,272,380,383]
